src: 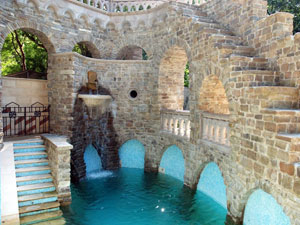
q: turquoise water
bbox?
[244,189,291,225]
[119,140,145,169]
[62,168,227,225]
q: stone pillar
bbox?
[42,134,73,205]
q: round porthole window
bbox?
[129,90,138,99]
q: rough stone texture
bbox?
[42,134,72,205]
[0,0,300,224]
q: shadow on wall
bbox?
[244,189,291,225]
[119,139,145,169]
[159,145,185,182]
[197,162,227,209]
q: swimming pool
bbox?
[62,168,228,225]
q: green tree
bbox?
[268,0,300,33]
[1,29,48,76]
[184,63,189,88]
[72,43,93,58]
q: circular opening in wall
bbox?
[129,90,138,99]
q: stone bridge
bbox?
[0,0,300,224]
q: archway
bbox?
[72,41,100,58]
[198,75,229,114]
[243,189,291,225]
[159,145,185,182]
[197,162,227,209]
[84,144,102,174]
[158,46,188,110]
[119,139,145,169]
[116,45,148,60]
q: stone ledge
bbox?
[41,134,73,151]
[199,139,231,154]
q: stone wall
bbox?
[1,77,48,107]
[0,0,300,224]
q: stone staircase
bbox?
[13,137,65,225]
[183,7,300,182]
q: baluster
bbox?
[179,119,185,136]
[169,118,173,133]
[163,117,169,131]
[215,123,220,144]
[173,118,178,135]
[225,124,230,146]
[186,120,191,139]
[203,118,208,140]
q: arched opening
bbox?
[119,139,145,169]
[130,6,136,11]
[0,28,53,136]
[84,144,102,174]
[197,162,227,209]
[116,45,148,60]
[198,75,229,114]
[72,41,100,58]
[244,189,291,225]
[158,46,188,110]
[159,145,185,182]
[138,5,144,10]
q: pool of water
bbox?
[62,168,227,225]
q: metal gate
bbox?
[2,102,50,136]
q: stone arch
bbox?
[78,14,90,27]
[119,139,145,169]
[63,9,75,24]
[196,162,227,209]
[198,75,230,114]
[157,43,190,110]
[158,145,185,182]
[84,144,102,174]
[116,45,148,60]
[71,37,101,59]
[45,4,59,19]
[26,0,40,12]
[243,189,291,225]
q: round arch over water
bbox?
[159,145,185,181]
[84,144,102,174]
[119,139,145,169]
[197,162,227,209]
[244,189,291,225]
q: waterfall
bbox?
[84,144,112,179]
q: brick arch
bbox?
[157,42,190,110]
[238,181,292,224]
[191,160,230,209]
[70,36,102,59]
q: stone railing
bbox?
[201,112,230,147]
[76,0,209,12]
[161,109,191,139]
[42,134,73,205]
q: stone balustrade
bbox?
[161,109,191,139]
[75,0,209,12]
[201,112,230,147]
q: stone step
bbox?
[16,166,51,177]
[230,55,269,71]
[14,145,46,153]
[19,201,60,214]
[20,210,63,225]
[231,70,279,87]
[13,139,43,147]
[15,151,47,161]
[18,191,58,207]
[33,218,65,225]
[17,182,55,196]
[16,174,53,186]
[247,86,299,109]
[15,159,49,169]
[210,34,244,45]
[216,44,255,57]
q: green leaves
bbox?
[268,0,300,34]
[184,63,189,88]
[1,30,48,76]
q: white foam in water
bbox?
[84,144,114,179]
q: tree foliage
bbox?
[184,63,189,88]
[268,0,300,34]
[72,43,93,58]
[1,29,48,76]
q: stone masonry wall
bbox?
[0,0,300,224]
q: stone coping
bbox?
[200,139,231,154]
[0,142,20,225]
[51,52,152,64]
[41,134,73,151]
[2,77,47,83]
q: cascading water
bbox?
[83,144,113,179]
